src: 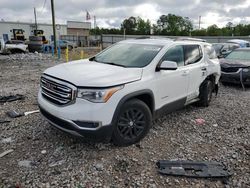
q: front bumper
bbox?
[220,69,250,84]
[38,90,116,140]
[39,106,113,140]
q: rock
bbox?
[95,163,104,171]
[1,137,13,143]
[41,150,47,154]
[232,154,237,159]
[49,160,65,167]
[18,160,34,168]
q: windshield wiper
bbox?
[89,56,99,62]
[89,57,126,67]
[103,62,126,67]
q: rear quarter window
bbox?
[204,45,217,59]
[184,45,203,65]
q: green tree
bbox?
[156,14,193,36]
[121,16,137,34]
[136,17,151,35]
[206,24,222,36]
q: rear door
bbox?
[183,45,205,101]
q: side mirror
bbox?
[158,61,178,71]
[221,49,228,54]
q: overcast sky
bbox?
[1,0,250,29]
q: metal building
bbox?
[0,20,91,42]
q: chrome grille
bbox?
[41,75,76,105]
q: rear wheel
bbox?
[198,80,213,107]
[112,99,152,146]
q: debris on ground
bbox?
[0,119,11,124]
[18,160,35,168]
[156,160,232,178]
[6,110,39,118]
[1,137,12,143]
[0,149,14,158]
[0,94,25,103]
[195,118,206,125]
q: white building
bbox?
[0,20,91,42]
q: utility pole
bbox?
[34,7,38,31]
[198,16,201,30]
[94,16,96,39]
[51,0,57,51]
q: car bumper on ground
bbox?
[220,69,250,84]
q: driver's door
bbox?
[154,45,189,111]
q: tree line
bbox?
[90,14,250,36]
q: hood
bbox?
[219,58,250,68]
[44,59,143,87]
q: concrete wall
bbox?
[101,34,250,48]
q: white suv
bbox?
[38,38,221,146]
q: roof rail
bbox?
[135,36,151,39]
[175,37,206,42]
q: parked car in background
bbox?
[227,39,250,48]
[0,37,28,54]
[220,48,250,85]
[38,38,221,146]
[50,40,77,50]
[212,43,240,58]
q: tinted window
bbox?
[204,45,217,59]
[161,45,184,67]
[184,45,203,65]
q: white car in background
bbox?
[38,38,221,146]
[0,38,28,54]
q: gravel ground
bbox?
[0,53,249,188]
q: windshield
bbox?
[93,43,163,68]
[226,50,250,61]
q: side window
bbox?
[184,45,203,65]
[161,45,184,67]
[204,45,217,59]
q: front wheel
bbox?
[112,99,152,146]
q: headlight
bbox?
[77,85,124,103]
[242,68,249,73]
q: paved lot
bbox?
[0,54,249,187]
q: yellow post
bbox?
[65,46,69,62]
[80,50,84,59]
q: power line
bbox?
[42,0,47,12]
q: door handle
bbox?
[182,70,189,76]
[201,67,207,71]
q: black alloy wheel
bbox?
[112,99,152,146]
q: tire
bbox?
[68,45,73,50]
[29,36,43,41]
[112,99,152,146]
[198,80,213,107]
